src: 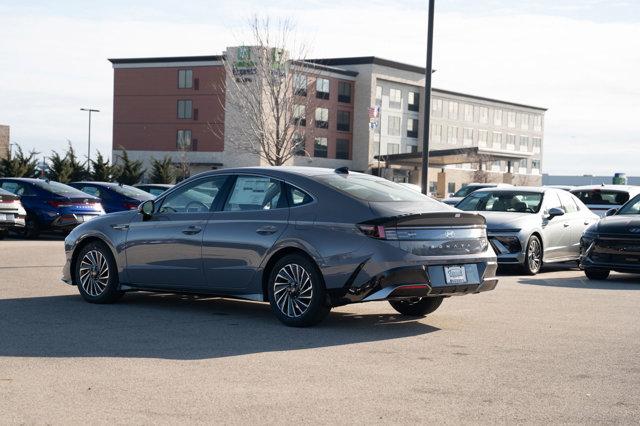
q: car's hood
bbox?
[472,211,539,231]
[594,215,640,237]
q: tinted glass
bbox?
[317,175,434,202]
[79,186,101,197]
[110,184,154,200]
[34,180,88,197]
[453,185,488,198]
[160,176,227,213]
[224,176,284,211]
[618,195,640,215]
[290,187,313,206]
[571,190,629,206]
[457,191,543,213]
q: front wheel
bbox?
[74,241,124,304]
[267,254,330,327]
[389,297,444,317]
[523,235,543,275]
[584,268,610,280]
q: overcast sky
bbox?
[0,0,638,175]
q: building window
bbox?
[478,130,488,147]
[532,159,541,174]
[337,110,350,132]
[448,101,459,120]
[177,100,192,119]
[388,116,401,136]
[375,85,382,102]
[408,92,420,112]
[432,98,443,117]
[519,135,529,152]
[492,132,503,148]
[314,137,328,157]
[431,123,442,142]
[464,104,474,122]
[447,126,459,144]
[533,137,542,153]
[315,108,329,128]
[463,128,474,146]
[407,118,418,138]
[479,107,489,124]
[519,159,528,174]
[294,74,307,96]
[177,129,192,149]
[336,138,349,160]
[178,69,193,89]
[387,143,400,155]
[316,78,330,99]
[448,182,456,194]
[338,82,351,103]
[293,104,306,127]
[533,115,543,131]
[507,111,516,128]
[293,133,306,156]
[389,88,402,109]
[520,113,529,130]
[493,109,503,126]
[507,134,516,151]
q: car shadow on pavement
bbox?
[0,293,439,360]
[518,274,640,290]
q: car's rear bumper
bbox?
[49,213,102,231]
[0,216,26,229]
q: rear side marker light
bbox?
[123,202,139,210]
[357,224,386,239]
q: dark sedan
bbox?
[70,182,155,213]
[0,178,104,238]
[62,167,498,327]
[580,193,640,280]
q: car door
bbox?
[540,191,572,260]
[557,190,588,258]
[201,174,289,292]
[123,175,230,288]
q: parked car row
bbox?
[0,178,174,238]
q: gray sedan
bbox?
[62,167,498,327]
[456,187,598,274]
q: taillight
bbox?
[357,224,386,239]
[0,198,18,204]
[48,200,72,208]
[123,202,139,210]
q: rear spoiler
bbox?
[364,212,486,227]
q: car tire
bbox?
[21,214,40,239]
[0,229,7,240]
[267,254,330,327]
[522,235,543,275]
[389,297,444,317]
[584,268,610,280]
[74,241,124,304]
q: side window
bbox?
[160,176,227,213]
[224,176,285,211]
[558,191,578,213]
[544,192,563,213]
[289,186,313,207]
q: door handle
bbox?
[181,225,202,235]
[256,225,278,235]
[584,221,591,226]
[563,223,570,227]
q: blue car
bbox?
[0,178,105,238]
[69,182,155,213]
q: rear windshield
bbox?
[571,190,629,206]
[457,191,543,213]
[34,180,90,197]
[453,185,490,198]
[316,175,433,202]
[110,184,155,199]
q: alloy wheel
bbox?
[527,238,542,273]
[273,263,313,318]
[79,249,110,297]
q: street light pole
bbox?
[421,0,435,195]
[80,108,100,172]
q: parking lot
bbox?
[1,238,639,424]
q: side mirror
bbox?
[605,208,618,217]
[139,199,155,219]
[547,207,565,219]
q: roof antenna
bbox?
[335,166,349,174]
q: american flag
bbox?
[368,105,380,118]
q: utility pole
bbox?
[80,108,100,172]
[421,0,435,195]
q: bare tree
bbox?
[213,17,320,166]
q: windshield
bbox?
[453,185,489,198]
[571,190,629,206]
[34,180,91,197]
[617,194,640,215]
[457,191,543,213]
[110,184,155,200]
[316,175,434,202]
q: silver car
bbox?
[456,187,598,274]
[62,167,498,327]
[570,185,640,218]
[0,188,26,238]
[442,183,512,206]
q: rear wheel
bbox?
[389,297,444,317]
[74,241,124,304]
[523,235,542,275]
[267,254,330,327]
[584,268,610,280]
[0,229,7,240]
[21,214,40,239]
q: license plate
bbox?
[444,265,467,284]
[0,213,7,221]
